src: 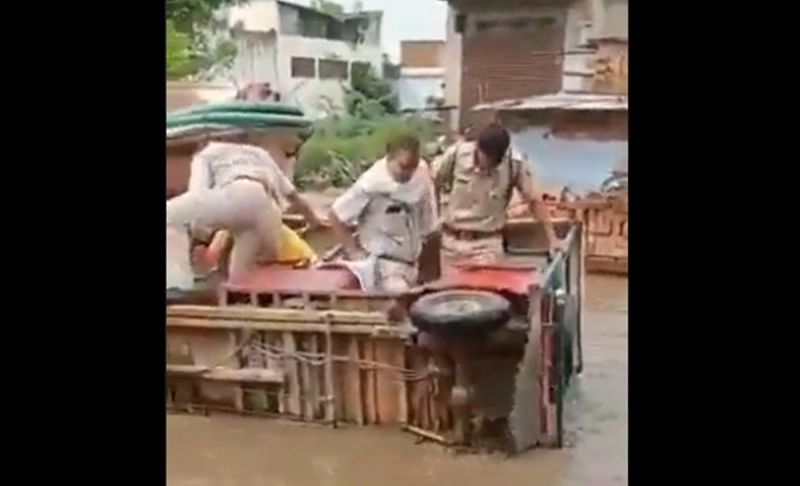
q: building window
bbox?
[509,17,556,29]
[319,59,349,80]
[291,57,316,78]
[475,19,500,32]
[475,16,558,33]
[382,63,400,80]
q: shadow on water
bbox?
[167,275,628,486]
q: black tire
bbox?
[409,290,512,337]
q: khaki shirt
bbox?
[188,142,296,202]
[433,141,537,232]
[331,158,436,264]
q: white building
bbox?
[396,67,444,111]
[213,0,385,117]
[395,40,444,112]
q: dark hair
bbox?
[386,132,421,155]
[476,124,510,165]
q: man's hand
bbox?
[307,212,330,229]
[548,239,564,260]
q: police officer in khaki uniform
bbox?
[329,134,437,291]
[166,129,324,281]
[432,124,559,265]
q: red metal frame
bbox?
[217,256,562,449]
[539,294,554,439]
[430,263,540,296]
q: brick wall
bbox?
[400,40,445,68]
[457,4,567,127]
[591,40,627,95]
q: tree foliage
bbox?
[166,20,193,79]
[296,68,434,189]
[348,64,399,116]
[310,0,345,15]
[166,0,239,80]
[166,0,234,34]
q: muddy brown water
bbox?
[166,275,627,486]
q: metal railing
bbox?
[504,221,583,448]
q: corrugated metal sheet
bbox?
[473,92,627,112]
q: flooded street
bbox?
[167,275,628,486]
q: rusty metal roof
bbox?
[472,93,628,112]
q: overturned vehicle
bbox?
[167,218,583,454]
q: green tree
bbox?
[347,64,399,116]
[310,0,344,15]
[166,0,234,34]
[166,0,239,80]
[166,20,192,79]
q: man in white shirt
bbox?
[166,129,323,284]
[328,133,437,291]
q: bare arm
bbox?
[329,210,362,257]
[430,143,459,214]
[513,159,558,250]
[270,161,325,228]
[419,175,438,238]
[431,144,459,189]
[329,184,371,257]
[286,191,324,228]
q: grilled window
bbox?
[291,57,316,78]
[319,59,349,80]
[475,16,557,33]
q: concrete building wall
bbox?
[275,35,384,116]
[210,0,385,117]
[443,7,463,131]
[396,67,445,110]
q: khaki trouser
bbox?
[377,258,418,292]
[166,179,282,278]
[441,233,504,266]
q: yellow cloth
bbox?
[208,224,316,266]
[207,193,316,266]
[276,224,316,263]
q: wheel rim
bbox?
[431,298,482,316]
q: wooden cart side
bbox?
[166,302,417,426]
[560,198,627,275]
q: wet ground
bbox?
[166,274,628,486]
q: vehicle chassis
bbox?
[166,219,583,454]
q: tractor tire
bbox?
[409,290,512,337]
